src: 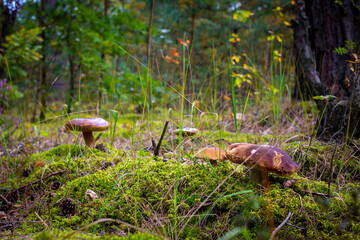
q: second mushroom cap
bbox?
[65,118,110,132]
[65,117,110,147]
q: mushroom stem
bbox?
[250,168,275,232]
[82,132,95,147]
[260,168,275,233]
[261,168,270,192]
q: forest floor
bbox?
[0,104,359,239]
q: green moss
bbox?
[2,138,358,239]
[32,230,161,240]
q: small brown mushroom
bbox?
[194,147,227,166]
[65,117,110,147]
[173,127,199,137]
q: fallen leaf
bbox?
[34,160,45,168]
[85,189,98,200]
[170,48,180,57]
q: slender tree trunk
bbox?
[65,4,76,114]
[32,0,47,122]
[188,1,196,107]
[96,0,109,115]
[146,0,154,112]
[66,55,75,114]
[146,0,154,69]
[292,0,360,139]
[0,1,19,78]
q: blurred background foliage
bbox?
[0,0,294,119]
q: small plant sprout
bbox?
[65,117,110,147]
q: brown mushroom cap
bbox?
[173,127,199,137]
[226,143,298,176]
[194,147,227,164]
[65,118,110,147]
[65,118,110,132]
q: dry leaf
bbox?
[165,56,180,64]
[85,189,98,200]
[177,38,190,47]
[34,160,45,168]
[170,48,180,57]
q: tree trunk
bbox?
[292,0,360,140]
[96,0,109,115]
[0,1,19,78]
[66,55,75,114]
[188,3,196,107]
[32,0,47,122]
[146,0,154,112]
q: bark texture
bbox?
[292,0,360,139]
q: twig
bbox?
[34,212,49,230]
[0,193,17,207]
[286,222,305,230]
[8,170,65,196]
[301,190,336,198]
[328,142,337,196]
[269,212,292,240]
[154,120,169,157]
[151,138,156,150]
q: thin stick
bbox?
[0,193,16,207]
[34,212,49,230]
[301,190,336,198]
[154,120,169,157]
[328,142,337,196]
[269,211,292,240]
[151,138,156,149]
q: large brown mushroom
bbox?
[226,143,298,177]
[194,147,227,166]
[226,143,298,233]
[65,117,110,147]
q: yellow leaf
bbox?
[170,48,180,57]
[267,35,275,41]
[276,35,282,43]
[283,21,290,26]
[231,56,240,64]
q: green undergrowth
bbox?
[32,230,161,240]
[1,144,359,239]
[283,140,360,183]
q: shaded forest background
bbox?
[1,0,360,141]
[1,0,295,120]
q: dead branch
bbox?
[0,193,16,207]
[269,211,292,240]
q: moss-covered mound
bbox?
[1,144,359,239]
